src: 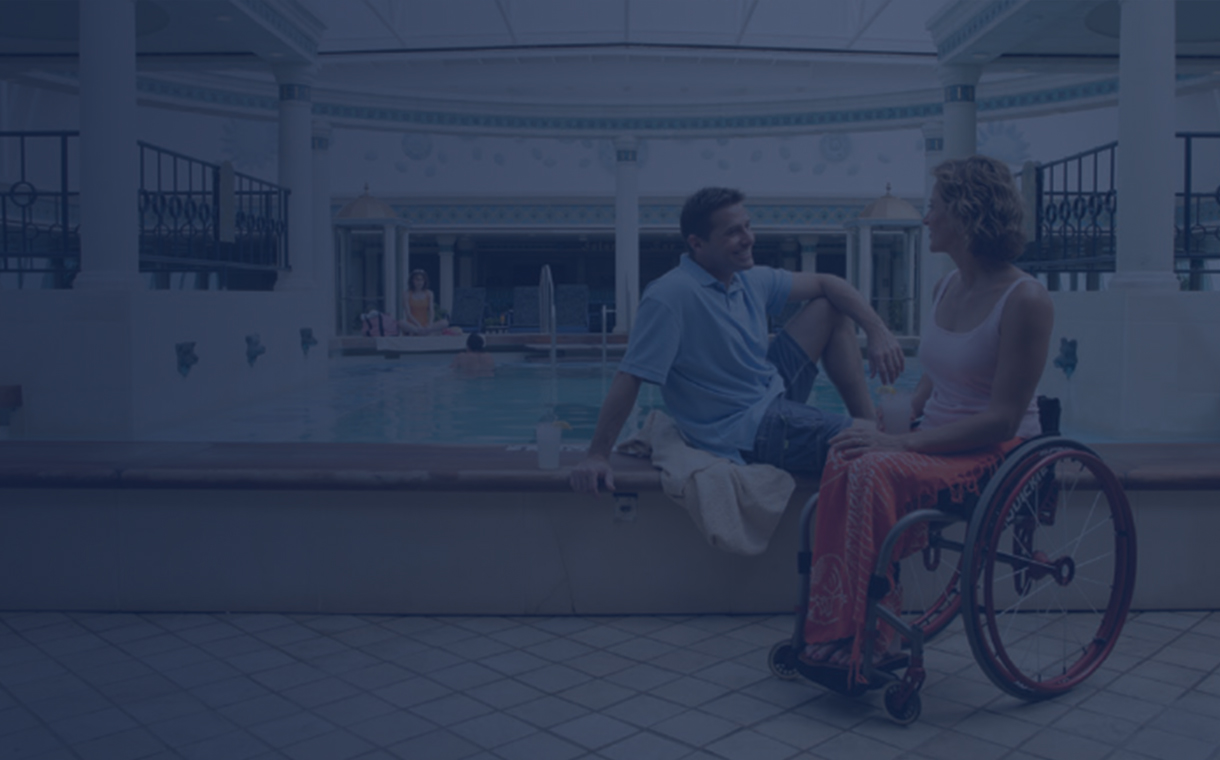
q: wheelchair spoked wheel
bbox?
[962,439,1137,700]
[898,519,966,644]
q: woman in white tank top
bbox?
[801,156,1055,680]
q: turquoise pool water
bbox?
[150,354,922,445]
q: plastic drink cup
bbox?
[536,422,561,469]
[878,389,912,434]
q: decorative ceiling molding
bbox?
[376,201,883,231]
[976,78,1117,112]
[124,71,1143,136]
[928,0,1024,61]
[313,99,945,136]
[235,0,326,59]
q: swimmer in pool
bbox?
[450,332,495,376]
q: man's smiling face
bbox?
[688,203,755,285]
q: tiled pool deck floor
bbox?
[2,611,1219,760]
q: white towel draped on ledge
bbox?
[616,410,796,556]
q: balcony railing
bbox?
[0,132,289,290]
[0,131,79,289]
[1025,133,1220,290]
[139,141,289,290]
[1177,131,1220,291]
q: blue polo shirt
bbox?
[618,255,793,462]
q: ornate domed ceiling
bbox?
[302,0,944,108]
[1,0,1217,136]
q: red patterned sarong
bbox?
[803,440,1023,683]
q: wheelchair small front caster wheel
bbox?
[884,682,921,725]
[768,641,799,681]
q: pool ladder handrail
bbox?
[600,305,616,367]
[539,264,558,367]
[550,300,557,366]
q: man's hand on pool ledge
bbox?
[570,454,615,494]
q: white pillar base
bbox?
[1107,271,1180,291]
[73,271,146,291]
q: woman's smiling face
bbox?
[924,184,964,255]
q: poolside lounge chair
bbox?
[556,284,590,333]
[448,287,487,330]
[509,286,540,332]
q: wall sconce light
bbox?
[245,334,265,367]
[300,327,318,357]
[1053,337,1077,379]
[176,342,198,377]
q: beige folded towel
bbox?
[617,410,795,556]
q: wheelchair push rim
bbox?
[963,442,1136,699]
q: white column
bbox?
[458,240,474,288]
[920,120,952,327]
[312,122,334,332]
[922,122,944,198]
[905,230,919,335]
[1110,0,1179,290]
[275,65,315,290]
[858,226,874,307]
[798,235,818,273]
[613,136,640,333]
[335,231,350,333]
[74,0,142,290]
[383,225,398,319]
[436,234,456,320]
[939,66,981,161]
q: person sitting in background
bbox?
[800,155,1054,685]
[401,269,451,335]
[451,332,495,375]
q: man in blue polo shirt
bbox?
[570,186,904,494]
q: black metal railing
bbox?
[1177,132,1220,291]
[0,131,80,289]
[0,132,288,290]
[139,141,289,290]
[1025,141,1117,291]
[1026,133,1220,291]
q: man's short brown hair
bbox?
[680,187,746,249]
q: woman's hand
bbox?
[830,422,909,460]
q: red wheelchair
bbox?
[767,399,1137,724]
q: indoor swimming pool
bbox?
[147,354,923,445]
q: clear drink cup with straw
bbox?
[536,410,570,469]
[878,385,912,434]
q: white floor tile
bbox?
[0,610,1212,760]
[448,711,537,750]
[651,709,738,746]
[551,712,637,749]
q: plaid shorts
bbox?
[741,331,852,477]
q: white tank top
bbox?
[919,271,1041,437]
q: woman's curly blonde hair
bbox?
[932,155,1026,263]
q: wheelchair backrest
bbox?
[1036,396,1060,436]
